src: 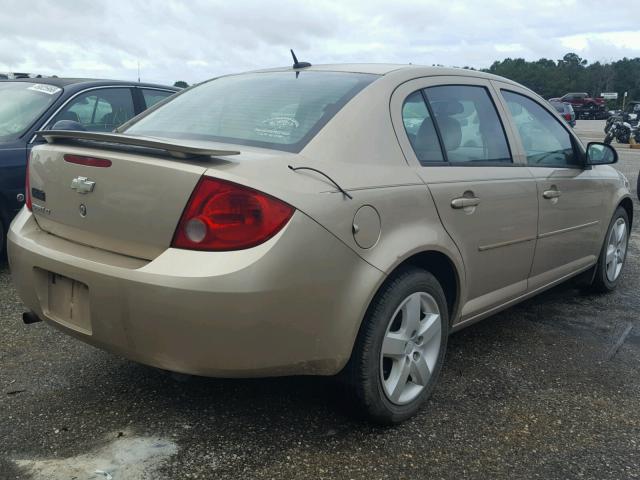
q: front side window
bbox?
[124,71,377,152]
[51,88,135,132]
[402,91,444,164]
[424,85,512,164]
[502,90,579,167]
[0,82,61,141]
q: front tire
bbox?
[591,207,630,292]
[342,267,449,424]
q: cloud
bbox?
[0,0,638,85]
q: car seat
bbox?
[56,111,80,123]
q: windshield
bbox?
[0,82,62,141]
[124,71,377,152]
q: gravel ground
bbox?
[1,120,639,479]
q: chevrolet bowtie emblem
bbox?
[70,176,96,194]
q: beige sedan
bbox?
[8,64,632,424]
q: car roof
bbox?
[0,77,178,90]
[248,63,522,86]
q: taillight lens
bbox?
[564,113,572,121]
[172,176,294,251]
[25,152,32,211]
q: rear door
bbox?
[495,84,606,290]
[392,76,538,321]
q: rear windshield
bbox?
[0,82,62,141]
[124,71,378,152]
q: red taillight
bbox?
[172,177,295,251]
[564,113,572,121]
[64,154,112,168]
[25,152,32,211]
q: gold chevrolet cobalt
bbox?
[8,62,632,423]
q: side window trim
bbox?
[132,87,146,114]
[419,89,450,164]
[400,90,447,165]
[500,88,583,169]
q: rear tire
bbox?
[341,267,449,424]
[591,207,630,293]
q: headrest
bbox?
[508,102,523,116]
[431,100,464,116]
[437,116,462,151]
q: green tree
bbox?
[483,53,640,104]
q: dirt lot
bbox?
[1,120,639,479]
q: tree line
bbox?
[173,52,640,105]
[484,53,640,105]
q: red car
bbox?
[550,93,606,119]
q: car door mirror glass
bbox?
[50,120,87,131]
[586,142,617,165]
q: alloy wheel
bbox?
[379,292,442,405]
[606,217,628,282]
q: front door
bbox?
[497,87,605,290]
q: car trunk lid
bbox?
[28,139,237,260]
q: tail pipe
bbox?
[22,311,42,325]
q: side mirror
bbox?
[50,120,86,131]
[586,142,617,165]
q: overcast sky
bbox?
[1,0,637,86]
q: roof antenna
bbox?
[290,49,311,69]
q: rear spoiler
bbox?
[36,130,240,159]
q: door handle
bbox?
[451,197,481,209]
[543,189,561,199]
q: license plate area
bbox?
[43,271,92,334]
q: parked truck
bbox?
[549,92,607,119]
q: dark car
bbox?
[549,100,576,128]
[0,78,179,253]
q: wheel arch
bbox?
[619,196,633,228]
[340,248,462,377]
[391,250,461,324]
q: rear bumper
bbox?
[8,209,384,377]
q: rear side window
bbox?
[142,89,174,109]
[424,85,512,164]
[502,91,579,167]
[51,88,135,132]
[402,91,444,164]
[125,72,377,153]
